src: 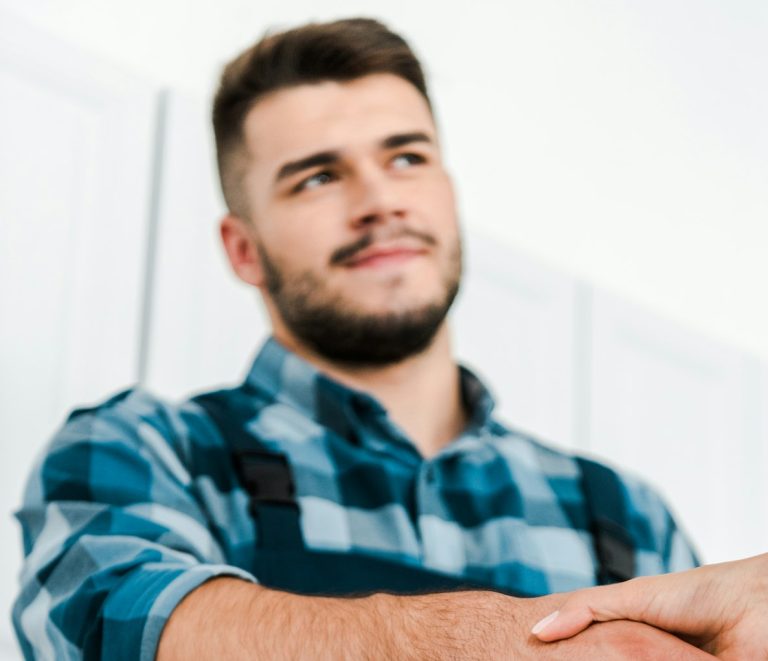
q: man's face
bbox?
[234,73,462,364]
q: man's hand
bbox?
[530,553,768,660]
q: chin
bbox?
[350,299,442,319]
[346,283,445,311]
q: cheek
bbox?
[262,198,346,268]
[416,175,459,232]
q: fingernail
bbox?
[531,610,559,635]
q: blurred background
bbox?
[1,1,766,657]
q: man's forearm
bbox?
[156,577,564,660]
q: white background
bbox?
[1,2,766,659]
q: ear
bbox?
[219,214,266,287]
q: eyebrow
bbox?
[382,131,433,150]
[274,131,435,185]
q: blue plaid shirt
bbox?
[13,337,698,660]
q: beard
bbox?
[257,230,462,367]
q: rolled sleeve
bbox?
[110,563,256,661]
[12,389,255,660]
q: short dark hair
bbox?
[212,18,432,218]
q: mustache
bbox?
[330,228,438,266]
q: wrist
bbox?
[378,589,522,660]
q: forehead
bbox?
[241,73,437,170]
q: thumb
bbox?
[531,584,637,642]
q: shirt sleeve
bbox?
[12,389,257,661]
[621,471,701,575]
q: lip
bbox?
[343,244,429,268]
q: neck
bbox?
[274,323,467,459]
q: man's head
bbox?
[213,18,433,219]
[214,18,462,366]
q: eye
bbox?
[293,170,336,193]
[391,152,426,170]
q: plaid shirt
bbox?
[13,337,698,660]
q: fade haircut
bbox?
[212,18,432,219]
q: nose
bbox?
[347,164,407,230]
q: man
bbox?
[12,17,758,660]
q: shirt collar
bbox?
[243,336,497,436]
[458,364,497,432]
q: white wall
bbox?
[2,0,767,363]
[0,13,157,658]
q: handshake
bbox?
[529,552,768,660]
